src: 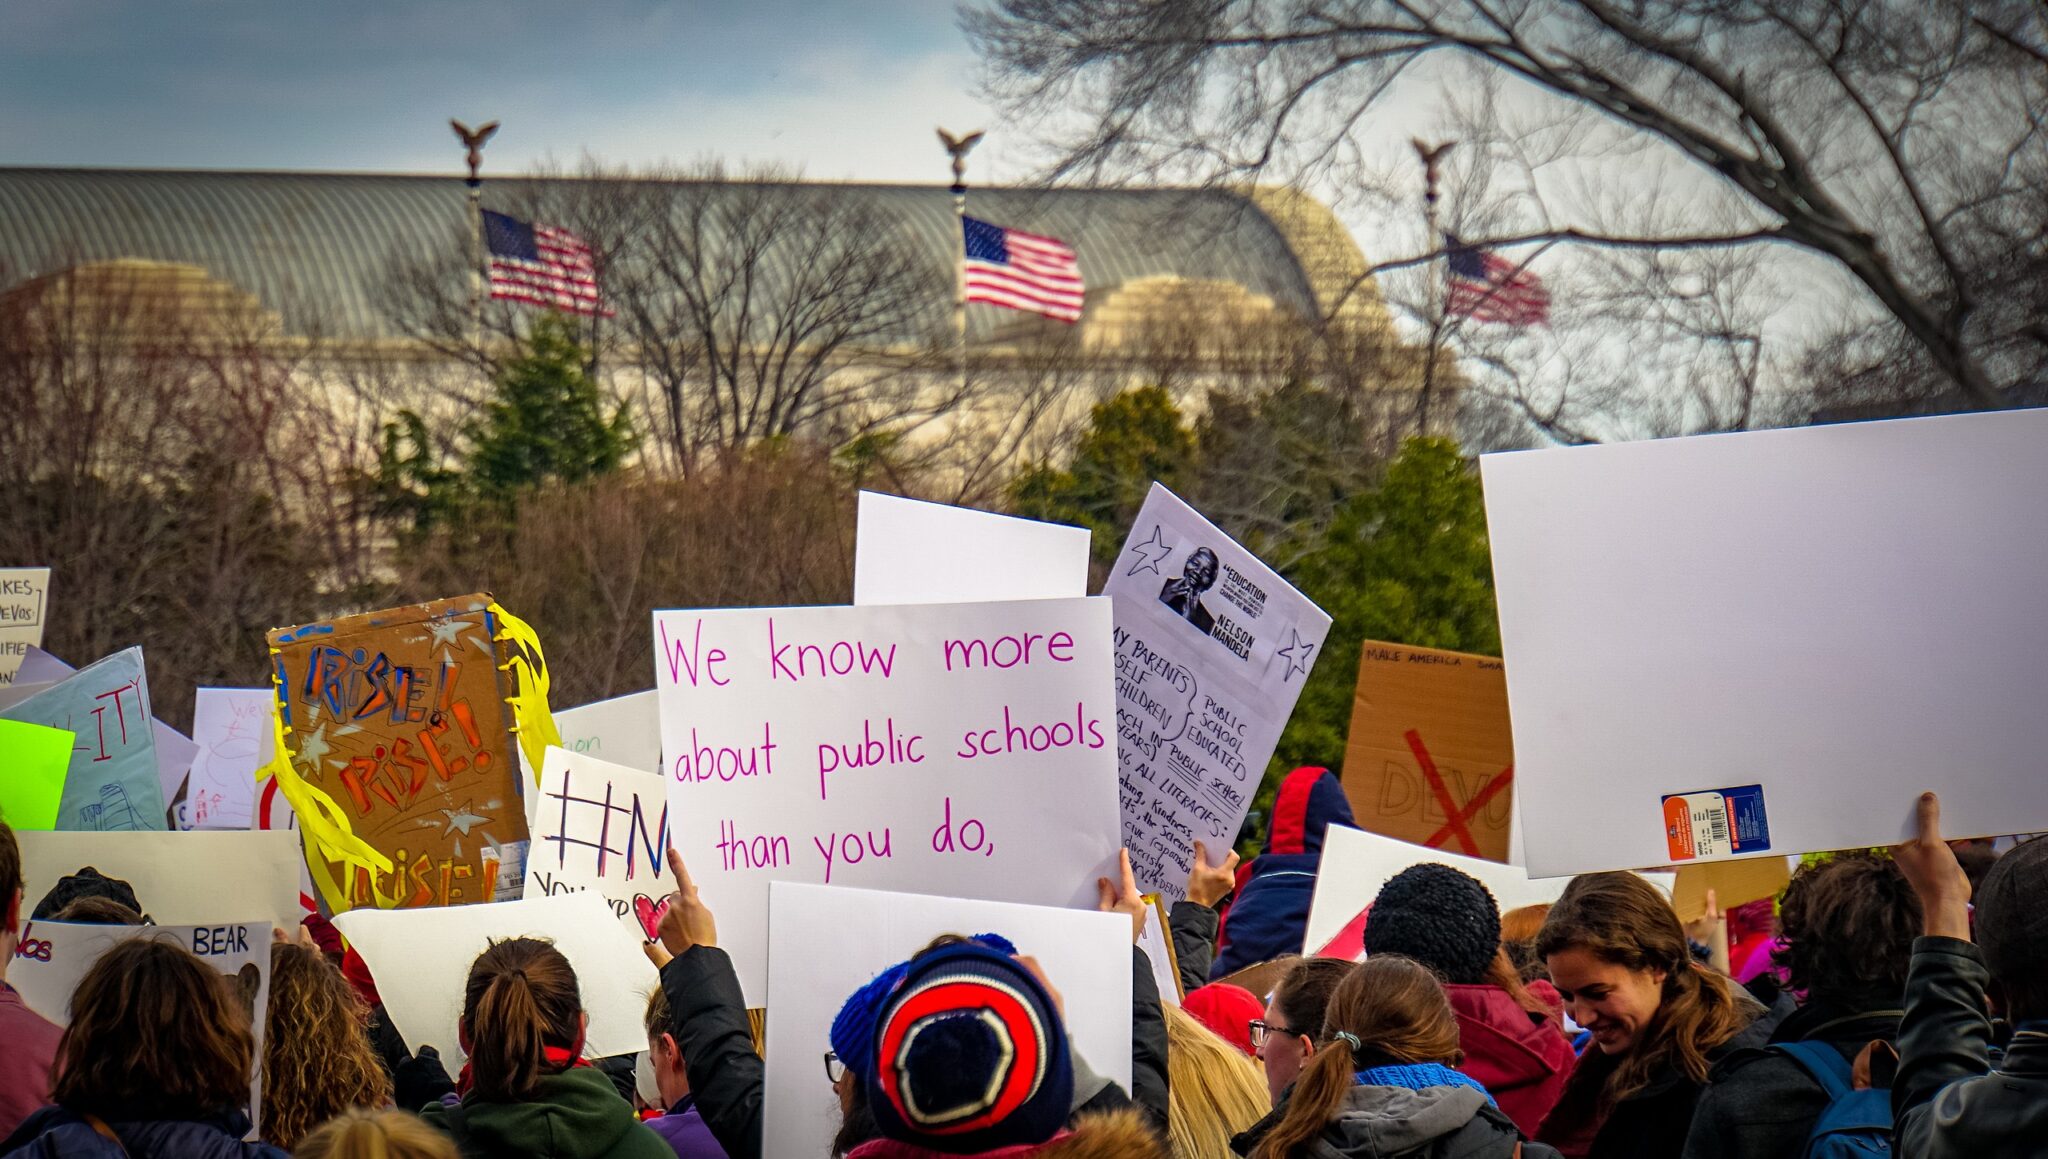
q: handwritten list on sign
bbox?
[653,598,1122,1002]
[1104,485,1331,903]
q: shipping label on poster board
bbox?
[189,688,274,831]
[853,491,1091,606]
[0,568,50,686]
[523,747,673,944]
[269,595,532,912]
[1342,642,1514,863]
[652,598,1122,1003]
[1103,484,1330,903]
[11,920,273,1133]
[0,647,165,831]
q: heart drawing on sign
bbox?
[632,893,671,943]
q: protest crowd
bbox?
[0,445,2044,1159]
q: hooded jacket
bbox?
[1891,936,2048,1159]
[419,1067,673,1159]
[1679,1001,1902,1159]
[0,1107,286,1159]
[1232,1084,1563,1159]
[1443,984,1573,1140]
[845,1108,1167,1159]
[1211,767,1357,980]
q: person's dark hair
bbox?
[642,984,669,1041]
[52,937,254,1120]
[1954,842,2001,896]
[1251,956,1460,1159]
[1270,957,1355,1043]
[0,820,19,927]
[1976,834,2048,1022]
[53,896,145,924]
[831,1084,878,1159]
[1771,852,1919,1012]
[460,937,583,1102]
[1537,872,1751,1105]
[32,865,147,921]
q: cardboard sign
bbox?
[652,598,1122,1003]
[764,883,1132,1159]
[523,748,672,943]
[10,919,272,1132]
[0,568,50,686]
[1103,484,1331,902]
[269,595,532,911]
[853,491,1091,605]
[17,829,302,927]
[1668,856,1793,925]
[0,647,165,831]
[189,688,274,830]
[552,690,662,775]
[1482,410,2048,874]
[0,719,72,830]
[332,891,654,1061]
[1342,642,1514,862]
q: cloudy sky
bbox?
[1,0,1026,182]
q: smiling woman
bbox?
[1531,873,1785,1159]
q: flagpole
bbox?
[452,119,499,366]
[1413,138,1455,435]
[940,128,983,398]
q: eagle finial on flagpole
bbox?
[451,119,500,186]
[936,127,984,193]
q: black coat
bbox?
[1892,936,2048,1159]
[1168,900,1220,996]
[1680,1003,1901,1159]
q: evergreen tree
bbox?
[1009,385,1193,572]
[464,314,636,503]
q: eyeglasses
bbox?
[1247,1019,1309,1049]
[824,1051,847,1085]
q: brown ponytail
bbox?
[1536,872,1751,1106]
[1251,956,1462,1159]
[460,938,583,1102]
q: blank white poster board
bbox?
[17,829,301,928]
[1482,410,2048,876]
[524,747,673,944]
[764,883,1132,1159]
[1303,825,1578,959]
[11,920,272,1132]
[333,891,655,1061]
[552,690,663,777]
[653,599,1122,1004]
[853,491,1091,605]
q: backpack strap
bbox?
[1771,1040,1855,1101]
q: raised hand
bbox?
[1893,791,1972,941]
[1187,839,1241,908]
[655,846,719,959]
[1096,848,1148,944]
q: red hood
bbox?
[1444,983,1575,1138]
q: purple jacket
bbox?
[646,1097,726,1159]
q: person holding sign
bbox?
[416,939,669,1159]
[1532,874,1785,1158]
[0,938,286,1157]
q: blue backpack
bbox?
[1770,1040,1893,1157]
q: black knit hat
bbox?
[1976,835,2048,991]
[1362,863,1502,985]
[31,866,148,922]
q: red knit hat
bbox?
[1182,983,1264,1057]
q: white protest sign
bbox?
[853,491,1091,605]
[1137,896,1182,1005]
[11,919,272,1131]
[524,747,673,943]
[1482,410,2048,876]
[553,690,663,775]
[1302,825,1576,959]
[250,765,320,920]
[189,688,273,830]
[0,568,51,686]
[653,598,1122,1004]
[1104,484,1331,902]
[764,883,1132,1159]
[17,829,302,928]
[332,891,655,1061]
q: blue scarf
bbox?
[1354,1062,1497,1107]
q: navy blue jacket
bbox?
[1210,766,1357,980]
[1,1107,286,1159]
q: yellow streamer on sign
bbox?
[491,601,562,784]
[255,701,397,915]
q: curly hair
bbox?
[1772,852,1920,1012]
[53,937,254,1122]
[262,941,393,1149]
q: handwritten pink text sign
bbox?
[653,598,1122,1002]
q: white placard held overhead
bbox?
[332,892,655,1062]
[1482,410,2048,876]
[764,883,1133,1159]
[524,747,673,944]
[553,690,663,776]
[853,491,1091,606]
[0,568,50,686]
[188,688,274,830]
[1104,484,1331,903]
[1302,825,1578,959]
[17,829,301,928]
[653,598,1122,1003]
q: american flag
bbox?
[483,210,613,318]
[961,215,1085,323]
[1445,234,1549,326]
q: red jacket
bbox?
[1446,982,1574,1140]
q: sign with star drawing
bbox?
[1102,484,1330,901]
[268,595,532,912]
